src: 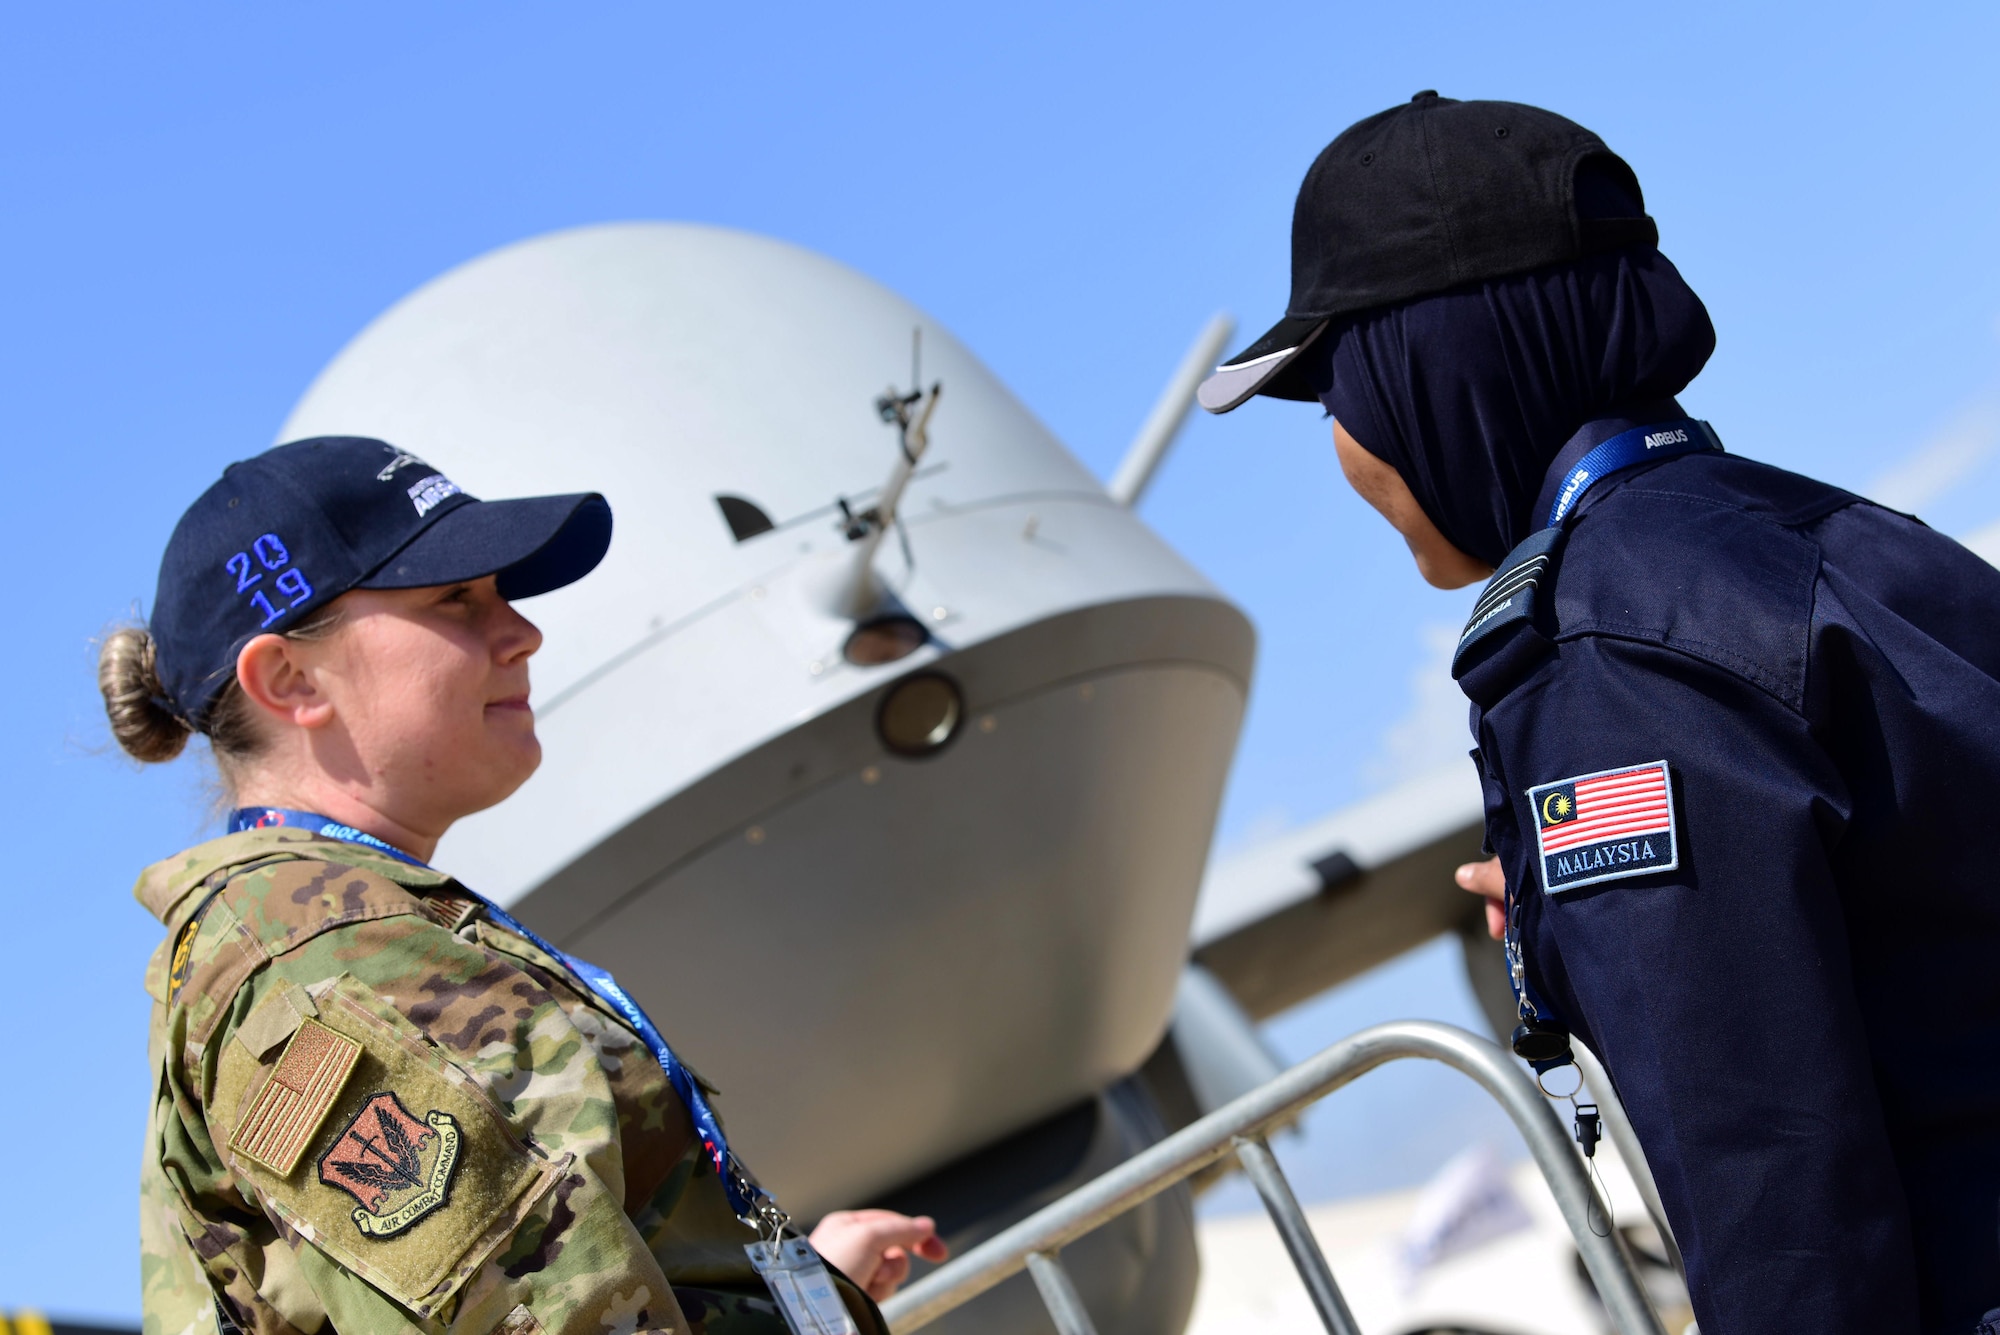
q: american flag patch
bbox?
[1527,760,1678,894]
[231,1018,362,1176]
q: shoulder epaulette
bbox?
[168,853,433,1069]
[1453,527,1565,675]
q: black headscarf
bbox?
[1314,246,1716,568]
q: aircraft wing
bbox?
[1187,762,1490,1020]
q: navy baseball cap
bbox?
[1197,92,1657,414]
[150,436,613,725]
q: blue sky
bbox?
[4,2,1997,1320]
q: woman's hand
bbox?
[808,1209,950,1302]
[1455,856,1507,940]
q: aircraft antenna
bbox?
[840,340,942,617]
[1108,312,1236,508]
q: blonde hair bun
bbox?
[98,625,193,763]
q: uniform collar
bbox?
[1530,398,1686,527]
[133,825,453,927]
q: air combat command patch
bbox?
[318,1092,462,1238]
[1527,759,1678,894]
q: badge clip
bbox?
[746,1236,860,1335]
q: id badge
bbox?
[746,1238,860,1335]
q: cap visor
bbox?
[359,492,613,599]
[1196,315,1329,414]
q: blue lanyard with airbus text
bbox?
[228,808,865,1334]
[1502,417,1723,1075]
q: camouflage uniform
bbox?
[137,826,883,1335]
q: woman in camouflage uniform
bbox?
[104,437,945,1335]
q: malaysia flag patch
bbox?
[1527,760,1678,894]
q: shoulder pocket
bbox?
[1554,492,1819,711]
[221,974,568,1319]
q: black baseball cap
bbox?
[150,436,613,725]
[1197,92,1658,414]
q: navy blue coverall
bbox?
[1454,447,2000,1334]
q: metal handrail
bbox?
[880,1019,1667,1335]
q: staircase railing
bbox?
[879,1019,1667,1335]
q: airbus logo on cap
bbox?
[376,444,461,514]
[406,474,462,517]
[376,448,426,481]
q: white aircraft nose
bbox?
[279,220,1257,1216]
[558,632,1246,1214]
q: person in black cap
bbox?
[1203,93,2000,1335]
[106,438,945,1335]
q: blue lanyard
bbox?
[1544,418,1721,528]
[228,807,781,1228]
[1493,415,1722,1067]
